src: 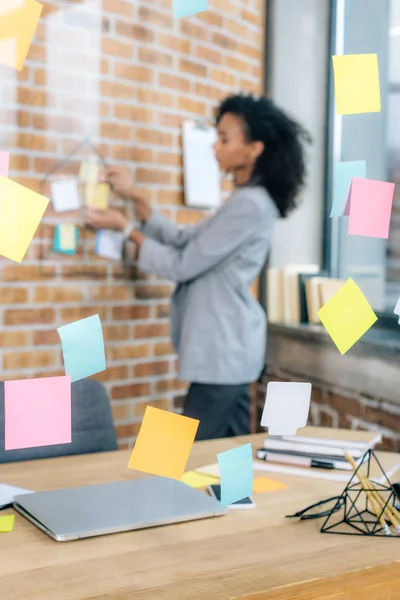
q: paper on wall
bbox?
[51,179,81,212]
[95,229,124,261]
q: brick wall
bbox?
[0,0,266,448]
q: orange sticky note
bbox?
[128,407,199,480]
[0,0,43,71]
[253,477,288,494]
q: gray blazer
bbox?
[138,185,278,384]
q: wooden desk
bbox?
[1,433,400,600]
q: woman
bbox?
[86,93,310,440]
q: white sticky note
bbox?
[51,179,81,212]
[95,230,124,261]
[394,296,400,324]
[0,483,33,509]
[261,382,312,436]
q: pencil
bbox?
[363,475,400,533]
[344,452,391,536]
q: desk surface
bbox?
[1,433,400,600]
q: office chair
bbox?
[0,378,118,463]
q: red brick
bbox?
[110,344,151,361]
[111,382,151,400]
[34,287,83,303]
[134,323,170,339]
[4,308,55,326]
[0,288,29,303]
[111,305,151,320]
[115,423,141,438]
[134,397,171,416]
[134,361,170,378]
[33,330,59,346]
[0,332,29,347]
[3,350,57,370]
[114,63,153,84]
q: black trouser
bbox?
[182,382,251,441]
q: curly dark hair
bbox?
[215,94,311,218]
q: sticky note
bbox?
[4,376,72,451]
[0,515,15,533]
[217,443,253,507]
[261,382,311,436]
[79,161,100,183]
[173,0,208,19]
[253,477,288,494]
[53,224,79,255]
[0,0,43,71]
[332,54,381,115]
[85,182,109,209]
[347,177,395,239]
[318,278,377,355]
[128,407,199,479]
[0,150,10,176]
[57,315,106,382]
[182,470,219,488]
[51,179,81,212]
[394,296,400,324]
[0,175,49,263]
[194,463,220,478]
[0,484,33,509]
[330,161,367,218]
[95,229,124,261]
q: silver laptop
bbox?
[13,476,226,542]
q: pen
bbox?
[256,448,336,470]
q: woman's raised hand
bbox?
[101,166,152,222]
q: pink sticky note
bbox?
[5,376,72,451]
[348,177,395,239]
[0,151,9,177]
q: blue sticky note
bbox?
[217,443,253,507]
[172,0,208,19]
[330,161,367,218]
[57,315,106,382]
[53,224,79,255]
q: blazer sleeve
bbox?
[139,210,205,249]
[137,192,266,283]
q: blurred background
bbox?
[0,0,399,452]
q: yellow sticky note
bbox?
[253,477,288,494]
[0,514,15,533]
[194,463,220,478]
[60,223,76,251]
[332,53,381,115]
[85,182,109,209]
[128,407,199,480]
[79,161,100,183]
[318,278,377,355]
[0,175,49,263]
[0,0,43,71]
[181,470,219,488]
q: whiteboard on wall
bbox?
[182,120,221,208]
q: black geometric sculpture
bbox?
[321,449,400,537]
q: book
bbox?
[305,276,329,324]
[266,267,284,323]
[319,278,346,306]
[283,427,382,448]
[253,451,400,483]
[263,438,365,459]
[282,264,319,325]
[299,271,327,323]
